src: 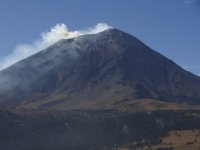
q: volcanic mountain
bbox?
[0,28,200,110]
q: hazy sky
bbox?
[0,0,200,75]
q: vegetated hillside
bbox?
[0,109,200,150]
[0,29,200,109]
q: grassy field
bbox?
[150,129,200,150]
[114,129,200,150]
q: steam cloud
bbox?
[0,23,112,70]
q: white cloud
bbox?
[182,65,200,70]
[79,23,113,34]
[0,23,112,70]
[182,65,200,76]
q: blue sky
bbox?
[0,0,200,75]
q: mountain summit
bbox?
[0,29,200,109]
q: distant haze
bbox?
[0,23,112,70]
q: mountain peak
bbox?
[0,29,200,109]
[98,28,125,34]
[95,28,135,40]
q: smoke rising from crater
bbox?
[0,23,112,70]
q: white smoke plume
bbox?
[0,23,112,70]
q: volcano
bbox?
[0,29,200,110]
